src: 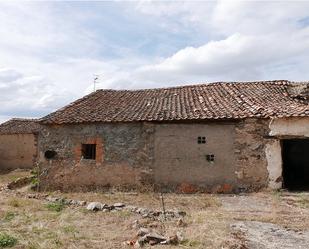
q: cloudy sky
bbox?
[1,1,309,123]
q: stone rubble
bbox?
[125,228,184,247]
[0,184,187,247]
[84,201,186,220]
[19,193,187,221]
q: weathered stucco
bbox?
[269,117,309,137]
[154,123,237,192]
[0,134,37,170]
[265,117,309,189]
[265,140,282,189]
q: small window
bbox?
[198,136,206,144]
[206,154,215,162]
[82,144,96,160]
[45,150,57,159]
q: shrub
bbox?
[45,201,66,212]
[30,166,39,190]
[3,212,15,222]
[0,233,17,248]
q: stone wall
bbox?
[38,122,155,191]
[234,118,270,192]
[0,134,37,170]
[38,119,275,192]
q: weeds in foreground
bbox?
[62,225,78,234]
[8,198,20,208]
[45,201,66,212]
[298,195,309,208]
[0,233,17,248]
[2,212,15,222]
[181,239,201,247]
[272,190,282,201]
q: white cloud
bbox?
[123,1,309,87]
[1,1,309,120]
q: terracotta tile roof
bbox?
[40,80,309,124]
[0,118,41,134]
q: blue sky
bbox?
[1,1,309,123]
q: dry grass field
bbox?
[0,170,309,249]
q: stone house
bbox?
[0,118,40,171]
[37,80,309,192]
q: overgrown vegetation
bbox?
[30,166,39,190]
[3,212,15,222]
[8,198,20,208]
[0,233,17,248]
[45,200,66,212]
[298,194,309,208]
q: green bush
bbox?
[3,212,15,222]
[30,166,39,190]
[0,233,17,248]
[45,201,66,212]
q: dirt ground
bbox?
[0,170,309,249]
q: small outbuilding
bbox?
[37,80,309,192]
[0,118,40,171]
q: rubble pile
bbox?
[85,201,186,220]
[125,228,184,247]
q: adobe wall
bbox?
[38,122,155,191]
[153,123,238,192]
[0,134,37,170]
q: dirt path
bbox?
[220,193,309,248]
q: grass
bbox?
[45,201,66,212]
[7,198,21,208]
[181,239,201,247]
[0,233,17,248]
[62,225,78,234]
[2,212,15,222]
[1,170,309,248]
[297,194,309,208]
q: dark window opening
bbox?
[82,144,96,160]
[198,136,206,144]
[282,139,309,191]
[206,154,215,162]
[45,150,57,159]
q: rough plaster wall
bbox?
[234,119,270,191]
[269,117,309,137]
[265,140,282,189]
[266,117,309,189]
[38,122,155,191]
[154,123,237,191]
[38,118,287,192]
[0,134,37,170]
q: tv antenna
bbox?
[93,74,100,92]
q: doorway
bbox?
[282,139,309,191]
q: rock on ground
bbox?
[230,221,309,249]
[86,202,106,211]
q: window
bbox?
[82,144,96,160]
[197,136,206,144]
[45,150,57,159]
[206,154,215,162]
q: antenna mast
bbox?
[93,74,99,92]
